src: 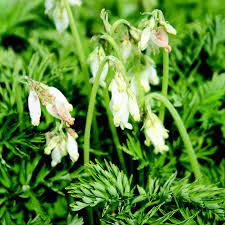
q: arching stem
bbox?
[100,33,124,63]
[147,93,202,179]
[110,19,131,36]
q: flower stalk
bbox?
[83,57,110,165]
[147,93,202,179]
[159,50,169,123]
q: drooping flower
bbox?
[109,73,132,130]
[26,78,74,126]
[44,128,79,167]
[121,39,132,60]
[150,27,171,53]
[138,27,152,51]
[45,86,75,125]
[53,4,69,34]
[45,0,82,34]
[28,90,41,126]
[138,10,176,52]
[130,64,159,96]
[66,128,79,162]
[127,88,140,122]
[144,112,169,154]
[88,46,108,87]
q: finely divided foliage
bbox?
[0,0,225,224]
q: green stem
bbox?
[110,19,131,36]
[83,57,110,165]
[159,50,169,123]
[103,88,127,173]
[148,93,202,179]
[63,0,90,86]
[100,33,124,62]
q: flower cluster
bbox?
[27,77,74,126]
[138,10,176,53]
[45,0,81,33]
[86,9,174,154]
[109,72,140,130]
[45,128,79,167]
[26,77,79,165]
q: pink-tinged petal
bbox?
[151,27,171,52]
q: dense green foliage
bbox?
[0,0,224,224]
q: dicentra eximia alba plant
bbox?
[20,0,218,223]
[26,3,201,176]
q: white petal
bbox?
[140,70,151,92]
[45,0,55,14]
[44,135,60,155]
[68,0,82,6]
[48,87,73,111]
[128,91,140,121]
[67,133,79,162]
[149,66,159,85]
[28,90,41,126]
[51,147,62,167]
[53,6,69,34]
[164,23,177,35]
[150,28,171,52]
[138,27,151,51]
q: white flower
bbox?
[51,146,63,167]
[45,0,55,14]
[148,65,159,85]
[28,90,41,126]
[127,89,140,122]
[67,130,79,162]
[138,27,151,51]
[150,27,171,52]
[53,5,69,34]
[131,65,159,95]
[46,87,75,125]
[68,0,82,6]
[121,39,132,60]
[144,112,169,154]
[109,75,132,130]
[88,47,108,87]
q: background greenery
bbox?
[0,0,224,224]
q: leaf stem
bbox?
[159,50,169,123]
[147,93,202,179]
[63,0,90,86]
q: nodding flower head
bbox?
[45,0,82,34]
[44,128,79,167]
[109,72,141,129]
[26,78,74,126]
[144,112,169,154]
[138,9,176,53]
